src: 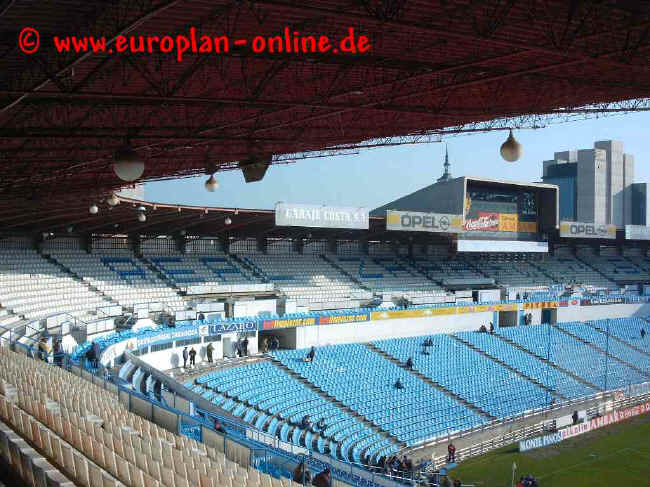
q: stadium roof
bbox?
[1,0,649,208]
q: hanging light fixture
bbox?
[500,129,522,162]
[107,193,120,206]
[225,217,232,225]
[89,204,99,214]
[205,174,219,192]
[113,144,145,181]
[67,225,74,233]
[138,212,147,222]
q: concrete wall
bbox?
[139,332,258,370]
[292,311,494,349]
[556,302,650,321]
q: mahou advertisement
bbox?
[464,212,500,232]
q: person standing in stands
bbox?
[213,418,226,434]
[293,462,311,484]
[394,378,404,389]
[405,357,414,369]
[305,346,315,362]
[262,337,269,353]
[642,328,646,339]
[311,468,330,487]
[316,417,326,431]
[189,347,197,367]
[182,347,189,368]
[92,341,100,368]
[206,342,214,363]
[489,322,494,333]
[447,443,456,463]
[242,336,249,356]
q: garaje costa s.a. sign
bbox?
[275,203,369,230]
[386,210,463,233]
[560,221,616,239]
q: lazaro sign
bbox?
[386,210,463,233]
[275,203,369,229]
[560,221,617,239]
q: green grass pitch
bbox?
[450,413,650,487]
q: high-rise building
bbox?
[541,140,637,228]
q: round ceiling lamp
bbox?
[225,217,232,225]
[205,174,219,192]
[500,129,522,162]
[107,194,120,206]
[89,204,99,214]
[113,145,145,182]
[138,212,147,222]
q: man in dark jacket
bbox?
[242,337,249,356]
[312,468,330,487]
[206,342,214,363]
[182,347,188,368]
[189,347,197,366]
[305,346,315,362]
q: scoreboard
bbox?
[464,185,539,235]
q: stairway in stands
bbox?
[493,333,602,392]
[365,343,496,420]
[449,334,567,401]
[267,356,404,450]
[550,323,650,379]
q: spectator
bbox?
[447,443,456,463]
[316,417,326,430]
[262,337,269,353]
[301,415,313,430]
[189,347,197,367]
[182,347,189,368]
[516,293,521,300]
[235,339,242,357]
[312,468,330,487]
[213,418,226,434]
[92,341,100,368]
[421,345,430,356]
[642,328,646,338]
[489,322,494,333]
[478,324,487,333]
[206,342,214,363]
[305,346,316,362]
[405,357,414,369]
[293,462,311,484]
[198,313,205,320]
[85,346,95,367]
[394,378,404,389]
[572,410,579,425]
[242,336,249,356]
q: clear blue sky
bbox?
[145,112,650,210]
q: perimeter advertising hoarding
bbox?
[386,210,463,233]
[581,296,625,306]
[275,203,369,229]
[520,401,650,452]
[559,221,617,239]
[625,225,650,240]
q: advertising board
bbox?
[275,203,369,229]
[560,221,616,239]
[386,210,463,233]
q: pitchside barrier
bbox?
[427,389,650,467]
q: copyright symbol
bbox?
[19,27,39,54]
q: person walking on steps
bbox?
[447,443,456,463]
